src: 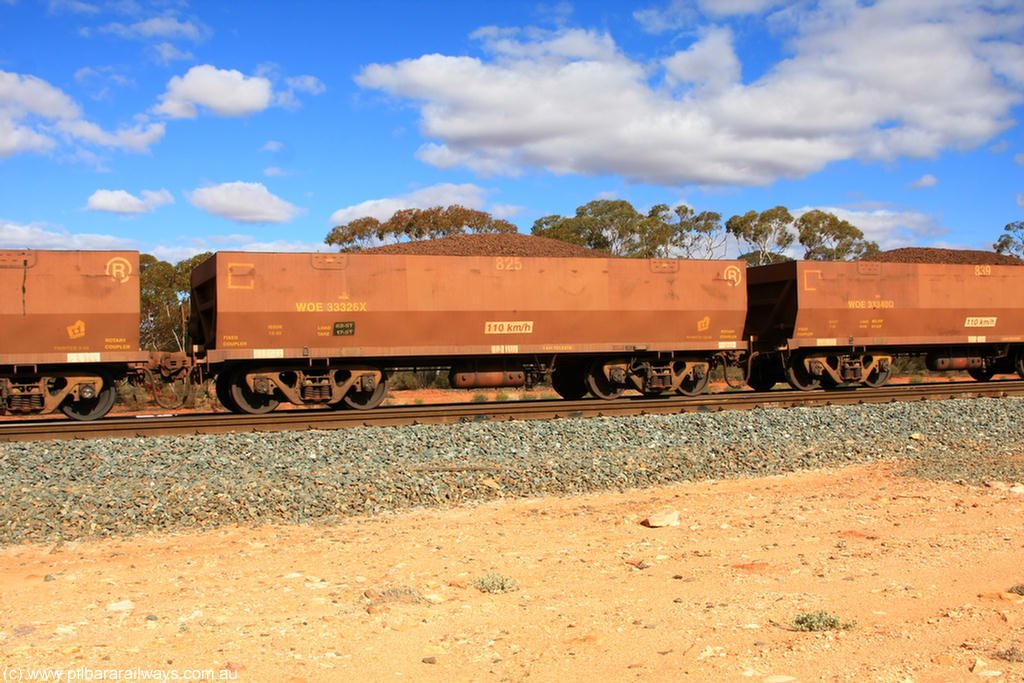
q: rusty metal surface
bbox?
[191,253,749,362]
[3,379,1023,443]
[746,261,1024,349]
[0,250,143,366]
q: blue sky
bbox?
[1,0,1023,262]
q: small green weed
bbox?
[475,573,519,594]
[1008,584,1024,595]
[377,586,424,604]
[790,611,857,632]
[995,644,1024,663]
[471,393,488,402]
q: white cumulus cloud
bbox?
[0,69,164,157]
[0,117,57,156]
[154,65,273,118]
[635,0,778,31]
[909,174,938,189]
[58,119,165,152]
[153,65,325,118]
[328,183,493,225]
[274,74,327,110]
[663,26,740,93]
[153,42,194,64]
[0,220,136,249]
[149,236,327,263]
[189,181,304,224]
[356,2,1024,187]
[86,188,174,215]
[48,0,100,14]
[99,16,208,41]
[799,204,949,251]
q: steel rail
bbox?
[2,379,1023,443]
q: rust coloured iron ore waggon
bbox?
[187,252,749,413]
[0,250,186,420]
[744,260,1024,391]
[2,248,1023,420]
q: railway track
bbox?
[3,379,1023,443]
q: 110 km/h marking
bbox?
[485,321,534,334]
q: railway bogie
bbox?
[582,356,713,398]
[213,363,388,413]
[786,351,893,389]
[0,368,118,420]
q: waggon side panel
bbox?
[196,252,749,362]
[0,250,145,366]
[748,261,1024,349]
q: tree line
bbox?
[531,200,884,264]
[326,200,885,264]
[327,201,1024,265]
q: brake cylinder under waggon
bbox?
[744,260,1024,391]
[188,252,750,413]
[0,250,149,420]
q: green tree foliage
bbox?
[994,220,1024,258]
[325,205,516,251]
[795,209,880,260]
[653,204,727,259]
[139,252,211,351]
[531,199,726,258]
[531,199,649,256]
[725,206,796,265]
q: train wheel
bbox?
[341,372,388,410]
[215,371,241,412]
[862,364,892,388]
[228,369,279,414]
[785,358,821,391]
[585,361,624,400]
[1014,349,1024,379]
[675,372,710,397]
[967,367,994,382]
[551,364,587,400]
[62,373,117,421]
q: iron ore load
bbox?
[2,240,1023,421]
[187,252,749,412]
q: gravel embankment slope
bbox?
[2,397,1022,545]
